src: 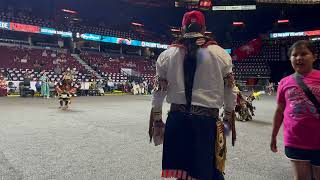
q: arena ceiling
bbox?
[121,0,320,7]
[257,0,320,4]
[119,0,174,7]
[0,0,319,42]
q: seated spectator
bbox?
[33,62,41,73]
[103,80,110,92]
[22,74,31,90]
[54,65,62,75]
[19,74,34,97]
[108,80,115,92]
[21,57,28,63]
[103,63,109,68]
[35,80,41,93]
[42,50,47,57]
[56,57,62,63]
[123,82,130,93]
[89,81,97,90]
[51,51,56,57]
[13,56,20,63]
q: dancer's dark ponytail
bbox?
[183,38,201,111]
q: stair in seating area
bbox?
[71,54,103,79]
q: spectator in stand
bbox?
[132,83,140,95]
[35,80,41,93]
[42,50,47,57]
[33,61,41,73]
[143,81,148,95]
[108,80,115,92]
[0,73,7,96]
[147,81,153,95]
[51,52,57,58]
[103,63,109,68]
[54,65,62,75]
[140,82,146,95]
[122,82,129,93]
[82,81,90,96]
[114,82,119,91]
[103,80,109,92]
[13,56,19,63]
[74,81,82,96]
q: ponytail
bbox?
[183,38,201,111]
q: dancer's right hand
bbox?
[270,137,277,153]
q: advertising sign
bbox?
[141,41,168,49]
[40,27,56,35]
[270,32,305,38]
[305,30,320,36]
[212,5,256,11]
[10,23,40,33]
[56,31,72,38]
[80,33,101,41]
[0,21,10,30]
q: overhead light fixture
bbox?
[233,22,244,26]
[131,22,144,27]
[62,9,78,14]
[278,19,289,23]
[171,28,180,32]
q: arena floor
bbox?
[0,95,291,180]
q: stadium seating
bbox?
[0,45,93,82]
[80,51,155,82]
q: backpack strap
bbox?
[294,73,320,114]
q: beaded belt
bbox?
[170,103,219,117]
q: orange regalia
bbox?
[55,79,77,109]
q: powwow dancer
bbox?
[149,10,237,180]
[56,70,76,109]
[40,71,50,98]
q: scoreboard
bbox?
[175,0,213,10]
[175,0,256,11]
